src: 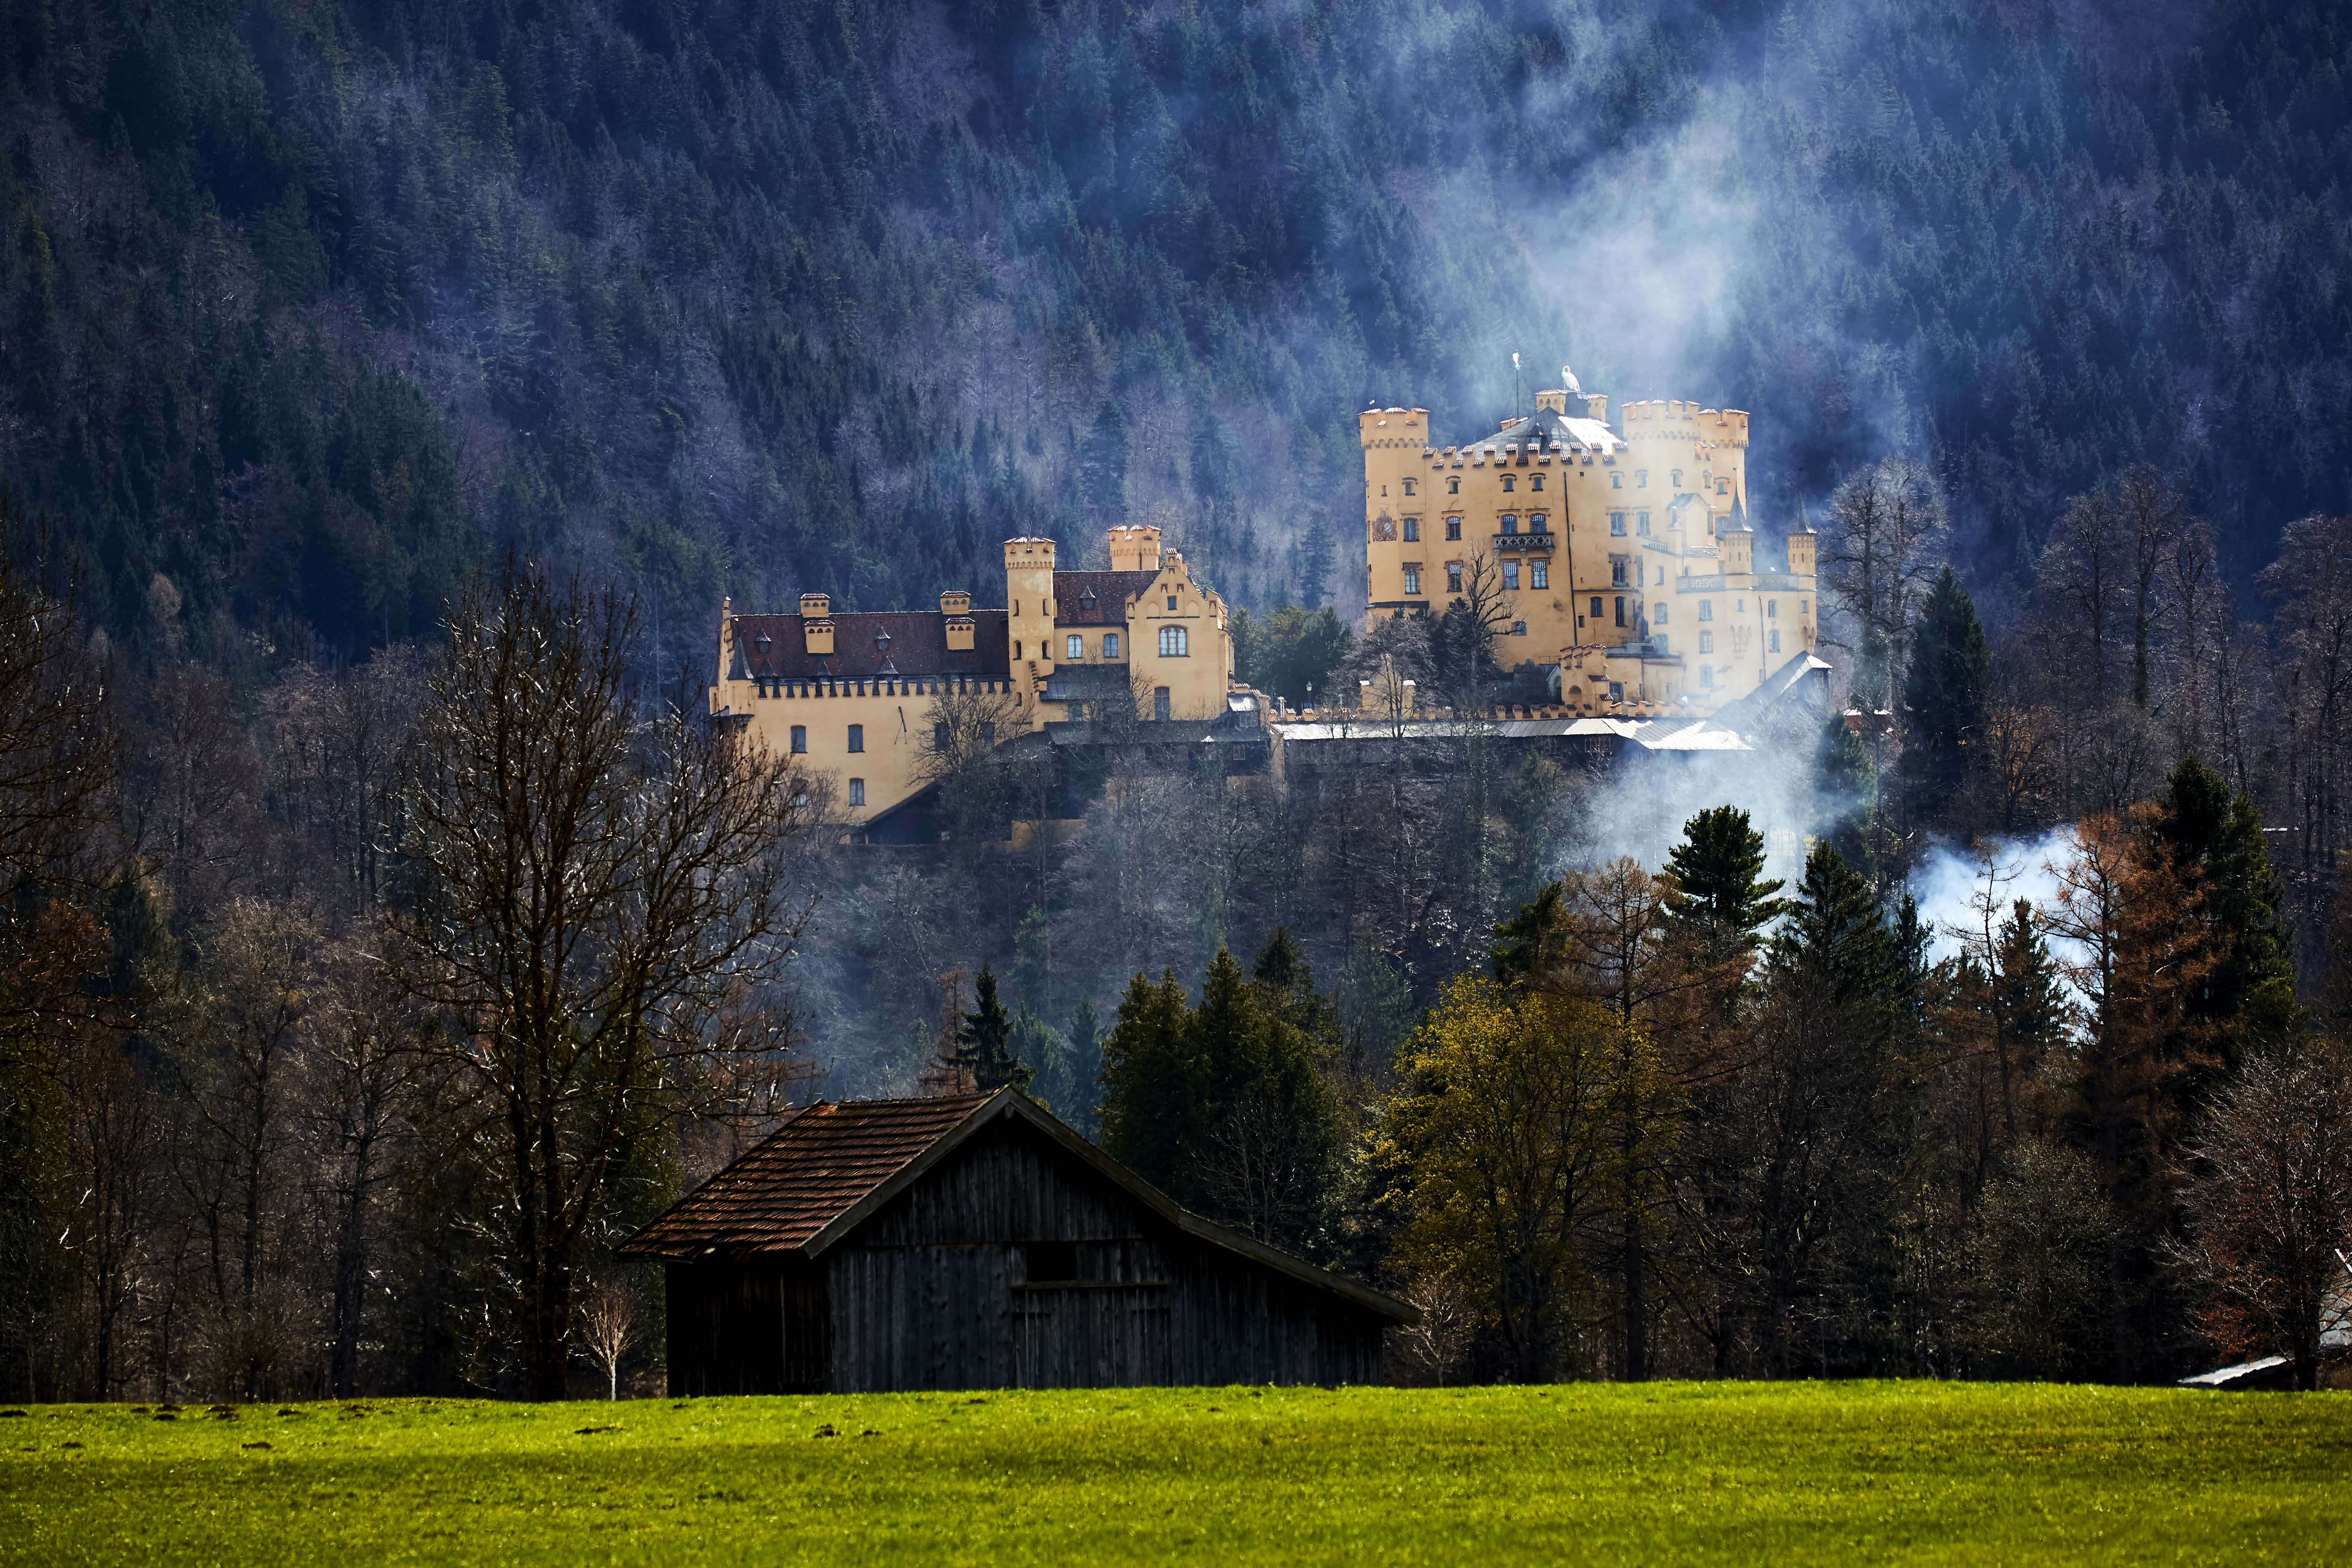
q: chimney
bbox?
[1585,392,1608,423]
[1107,525,1162,573]
[941,589,975,651]
[799,591,833,656]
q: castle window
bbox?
[1610,512,1626,536]
[1609,681,1624,702]
[1500,514,1518,536]
[1654,635,1668,654]
[1404,567,1422,596]
[1718,479,1729,495]
[1611,560,1628,587]
[1014,641,1022,659]
[1501,475,1516,493]
[1769,628,1782,653]
[1768,600,1778,618]
[1159,626,1188,657]
[1701,666,1715,690]
[1445,517,1462,540]
[1699,600,1714,622]
[1103,633,1119,658]
[848,778,866,805]
[847,723,865,753]
[1403,518,1419,541]
[1155,687,1171,721]
[1654,603,1667,625]
[1510,620,1526,636]
[1637,511,1651,535]
[1529,513,1547,533]
[1656,566,1665,586]
[1611,472,1623,489]
[1403,478,1417,496]
[1590,596,1603,620]
[1614,596,1626,628]
[1448,477,1461,494]
[1700,631,1715,654]
[1672,469,1684,488]
[1801,600,1809,614]
[1637,470,1649,488]
[1531,475,1544,492]
[790,725,806,753]
[1166,595,1178,610]
[1530,561,1548,589]
[1501,562,1519,590]
[1447,564,1464,594]
[1066,634,1083,660]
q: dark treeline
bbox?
[0,0,2348,695]
[10,461,2352,1400]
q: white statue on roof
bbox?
[1562,364,1581,395]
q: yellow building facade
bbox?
[1362,383,1819,713]
[710,525,1236,823]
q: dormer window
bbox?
[1080,586,1097,613]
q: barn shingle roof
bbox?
[624,1095,991,1255]
[620,1090,1416,1323]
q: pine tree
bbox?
[1816,713,1877,869]
[1899,567,1991,826]
[1991,898,2068,1138]
[1096,971,1199,1195]
[949,964,1033,1093]
[1066,998,1104,1137]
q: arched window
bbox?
[1066,634,1083,660]
[1159,626,1188,657]
[1103,633,1120,658]
[1501,475,1516,492]
[1448,477,1461,494]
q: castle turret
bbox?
[1786,529,1816,579]
[1722,526,1753,578]
[1004,538,1057,691]
[1108,525,1163,573]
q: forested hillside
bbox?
[1,0,2346,684]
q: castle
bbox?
[1360,381,1820,713]
[709,526,1237,823]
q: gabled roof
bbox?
[621,1089,1414,1323]
[1054,570,1160,627]
[733,611,1010,680]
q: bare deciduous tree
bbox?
[577,1280,640,1400]
[2170,1042,2352,1390]
[389,563,812,1399]
[1818,456,1949,705]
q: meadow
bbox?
[3,1382,2346,1565]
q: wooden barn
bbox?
[620,1089,1413,1393]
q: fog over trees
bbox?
[3,0,2351,1397]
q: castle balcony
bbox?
[1492,530,1556,552]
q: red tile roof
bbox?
[1054,570,1160,627]
[623,1096,991,1256]
[732,611,1011,680]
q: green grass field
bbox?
[3,1382,2346,1565]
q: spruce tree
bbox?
[1664,805,1787,949]
[2152,756,2300,1057]
[1066,998,1104,1138]
[1899,567,1991,825]
[1991,898,2068,1136]
[1096,971,1199,1196]
[949,964,1033,1093]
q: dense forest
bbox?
[0,0,2348,686]
[4,0,2352,1400]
